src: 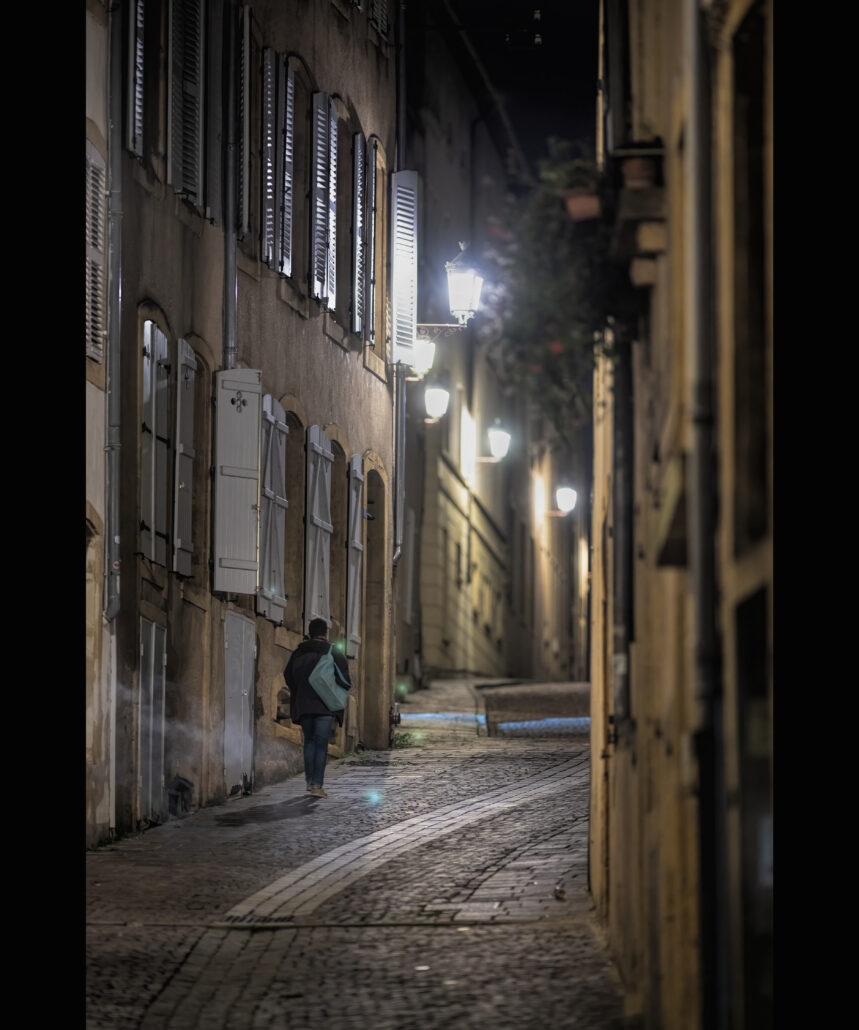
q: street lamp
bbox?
[412,243,483,371]
[477,419,512,462]
[445,242,484,325]
[424,385,450,422]
[546,486,578,516]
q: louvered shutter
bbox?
[310,92,330,301]
[141,322,170,566]
[277,56,295,276]
[204,0,224,222]
[371,0,388,36]
[366,138,377,346]
[85,142,106,362]
[213,369,262,594]
[261,48,276,265]
[173,340,197,576]
[224,610,256,795]
[352,133,366,335]
[326,98,338,312]
[345,454,364,658]
[305,426,333,627]
[257,395,289,623]
[238,3,251,235]
[127,0,145,157]
[168,0,205,207]
[390,170,419,365]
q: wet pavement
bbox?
[86,677,630,1029]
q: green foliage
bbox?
[477,138,634,448]
[391,731,420,749]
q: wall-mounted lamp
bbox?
[445,242,484,326]
[477,419,512,462]
[545,486,578,516]
[424,385,450,422]
[412,244,484,374]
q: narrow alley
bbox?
[86,677,628,1030]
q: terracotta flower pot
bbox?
[563,189,601,221]
[621,156,657,189]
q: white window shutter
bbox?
[173,339,197,576]
[391,169,419,365]
[141,322,170,566]
[345,454,364,658]
[305,425,333,628]
[366,138,378,346]
[326,98,338,312]
[85,142,106,363]
[277,56,295,277]
[141,322,155,561]
[310,92,330,301]
[352,132,366,335]
[213,369,262,594]
[168,0,205,207]
[256,395,289,624]
[238,3,251,236]
[153,326,171,567]
[261,48,276,266]
[127,0,145,157]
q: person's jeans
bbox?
[299,714,335,786]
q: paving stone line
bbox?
[221,755,588,925]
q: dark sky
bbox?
[447,1,600,165]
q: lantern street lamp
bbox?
[445,242,484,326]
[477,419,512,462]
[410,243,483,381]
[545,486,578,516]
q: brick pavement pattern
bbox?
[86,677,629,1029]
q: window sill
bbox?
[131,156,166,200]
[180,580,210,613]
[363,345,387,382]
[86,355,106,390]
[237,248,262,282]
[274,625,304,652]
[323,310,351,351]
[278,276,309,319]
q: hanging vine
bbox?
[476,138,636,449]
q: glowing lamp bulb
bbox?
[555,487,577,513]
[424,386,450,420]
[487,426,511,460]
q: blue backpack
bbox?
[308,644,349,712]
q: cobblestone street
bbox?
[86,678,629,1029]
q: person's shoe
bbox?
[306,783,314,793]
[309,785,328,798]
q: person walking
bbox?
[283,618,352,798]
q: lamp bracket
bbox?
[416,323,469,341]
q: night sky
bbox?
[447,1,600,166]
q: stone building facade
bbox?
[86,0,403,847]
[588,0,773,1027]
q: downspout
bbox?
[105,0,123,623]
[105,0,124,838]
[611,330,632,725]
[686,2,728,1027]
[392,0,407,565]
[223,0,238,370]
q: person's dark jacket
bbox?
[283,638,352,726]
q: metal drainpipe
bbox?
[105,0,123,624]
[611,332,632,723]
[223,0,238,370]
[392,0,407,566]
[686,2,728,1027]
[105,0,124,839]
